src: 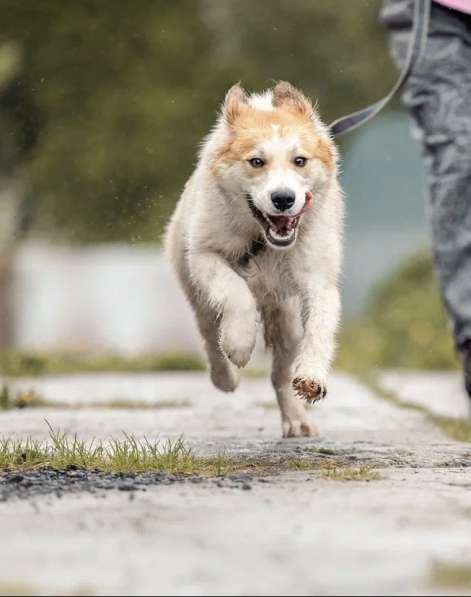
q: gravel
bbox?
[0,466,261,502]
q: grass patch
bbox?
[333,250,471,442]
[0,423,235,475]
[429,560,471,590]
[0,384,192,412]
[273,457,381,479]
[88,398,192,410]
[0,423,382,477]
[0,350,268,381]
[336,251,459,373]
[362,373,471,443]
[0,385,52,410]
[431,416,471,443]
[320,463,382,482]
[0,384,10,410]
[0,351,205,377]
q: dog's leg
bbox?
[291,279,341,404]
[194,306,240,393]
[189,251,258,369]
[264,302,318,438]
[166,228,242,391]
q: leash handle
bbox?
[329,0,431,138]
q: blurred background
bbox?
[0,0,456,375]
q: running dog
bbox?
[165,81,343,437]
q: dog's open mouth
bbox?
[247,193,312,248]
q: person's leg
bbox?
[381,0,471,394]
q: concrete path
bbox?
[1,372,471,596]
[380,369,471,419]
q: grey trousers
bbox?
[381,0,471,350]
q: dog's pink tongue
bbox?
[270,215,290,229]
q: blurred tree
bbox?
[0,0,393,244]
[0,40,38,348]
[202,0,393,120]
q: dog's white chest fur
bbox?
[235,247,299,303]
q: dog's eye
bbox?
[248,157,265,168]
[294,157,307,167]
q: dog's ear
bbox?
[222,83,248,126]
[272,81,313,119]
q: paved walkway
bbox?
[380,369,470,419]
[1,372,471,595]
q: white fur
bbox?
[165,86,344,438]
[248,90,275,111]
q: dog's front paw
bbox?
[210,359,240,393]
[292,376,327,404]
[220,309,257,368]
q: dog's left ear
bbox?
[222,83,248,126]
[272,81,313,119]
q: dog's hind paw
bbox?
[292,377,327,404]
[282,417,319,438]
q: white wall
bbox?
[14,243,203,355]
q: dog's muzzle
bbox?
[246,193,312,248]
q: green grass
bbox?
[430,416,471,443]
[0,350,266,380]
[0,423,232,475]
[0,384,192,411]
[429,560,471,590]
[331,249,471,442]
[0,384,10,410]
[336,251,459,373]
[362,373,471,443]
[320,463,382,482]
[87,398,193,410]
[0,422,383,477]
[0,351,206,377]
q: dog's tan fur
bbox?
[165,82,343,438]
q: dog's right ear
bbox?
[272,81,313,120]
[222,83,248,126]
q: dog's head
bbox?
[211,81,337,249]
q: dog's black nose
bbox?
[271,190,295,212]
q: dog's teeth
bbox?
[269,227,294,242]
